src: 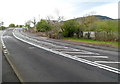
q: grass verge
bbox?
[62,37,118,48]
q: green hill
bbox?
[94,15,113,20]
[75,15,113,21]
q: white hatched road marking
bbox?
[12,28,120,74]
[53,48,79,51]
[15,30,70,50]
[74,55,108,58]
[64,51,100,55]
[94,61,120,63]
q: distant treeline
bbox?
[0,26,6,30]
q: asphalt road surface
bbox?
[1,30,20,83]
[0,31,2,83]
[2,53,20,83]
[2,28,119,82]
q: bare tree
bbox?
[25,20,31,28]
[46,15,54,24]
[0,21,4,27]
[31,17,36,28]
[54,9,65,32]
[1,21,4,26]
[28,17,37,31]
[55,9,65,22]
[81,12,96,39]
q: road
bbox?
[1,30,20,83]
[2,28,119,82]
[0,31,2,83]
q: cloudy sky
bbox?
[0,0,119,26]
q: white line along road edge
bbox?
[1,30,6,49]
[1,29,24,82]
[13,28,120,74]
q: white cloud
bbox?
[81,2,118,19]
[0,0,118,26]
[0,0,75,26]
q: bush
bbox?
[36,19,51,32]
[61,19,80,37]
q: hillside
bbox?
[94,15,113,20]
[75,15,113,21]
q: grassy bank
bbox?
[62,37,118,48]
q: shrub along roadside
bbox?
[28,15,118,42]
[36,19,51,32]
[61,19,80,37]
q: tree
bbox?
[19,25,23,28]
[25,20,31,28]
[36,19,51,32]
[9,23,15,27]
[16,25,19,27]
[55,9,65,32]
[93,20,118,41]
[1,22,4,26]
[31,17,36,27]
[46,15,54,24]
[81,13,96,39]
[30,17,37,31]
[61,19,80,37]
[0,21,6,30]
[75,24,84,38]
[0,21,4,27]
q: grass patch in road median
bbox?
[62,37,118,48]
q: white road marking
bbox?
[28,47,35,49]
[53,48,78,51]
[2,36,12,38]
[16,30,69,49]
[94,61,120,63]
[1,30,6,48]
[65,51,99,55]
[52,46,68,48]
[74,55,108,58]
[13,28,120,74]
